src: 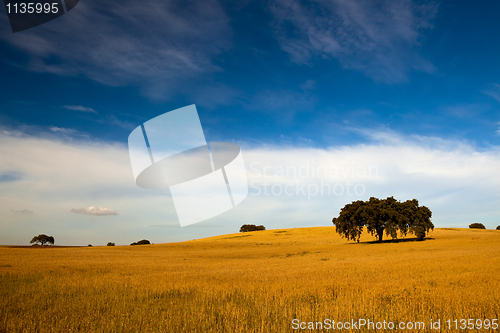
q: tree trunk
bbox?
[377,230,383,242]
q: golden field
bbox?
[0,227,499,332]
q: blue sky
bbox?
[0,0,499,245]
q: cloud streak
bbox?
[11,209,34,214]
[71,206,118,216]
[63,105,98,114]
[483,84,500,103]
[49,126,87,137]
[269,0,438,83]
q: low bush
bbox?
[131,239,151,245]
[469,223,486,229]
[240,224,266,233]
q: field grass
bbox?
[1,227,499,332]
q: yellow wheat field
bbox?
[1,227,499,332]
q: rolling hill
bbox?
[1,227,499,332]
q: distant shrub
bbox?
[131,239,151,246]
[240,224,266,233]
[496,226,500,230]
[107,242,115,246]
[469,223,486,229]
[88,244,92,247]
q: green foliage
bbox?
[107,242,115,246]
[29,234,54,246]
[332,197,433,242]
[131,239,151,246]
[240,224,266,233]
[469,223,486,229]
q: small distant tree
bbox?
[88,244,92,247]
[469,223,486,229]
[240,224,266,232]
[332,197,433,242]
[131,239,150,245]
[30,234,55,246]
[107,242,115,246]
[496,226,500,230]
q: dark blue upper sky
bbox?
[1,0,500,149]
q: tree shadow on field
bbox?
[351,237,435,245]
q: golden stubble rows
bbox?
[1,227,499,332]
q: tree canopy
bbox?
[30,234,55,246]
[240,224,266,232]
[469,223,486,229]
[332,197,433,242]
[131,239,150,245]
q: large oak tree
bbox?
[30,234,55,246]
[332,197,433,242]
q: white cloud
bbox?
[1,0,231,99]
[71,206,118,216]
[63,105,97,114]
[0,128,499,245]
[269,0,438,83]
[243,136,500,230]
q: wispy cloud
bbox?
[269,0,438,83]
[190,83,240,109]
[442,103,488,119]
[49,126,91,139]
[1,0,231,99]
[300,79,316,90]
[483,84,500,103]
[50,127,79,135]
[11,209,34,214]
[63,105,97,114]
[71,206,118,216]
[107,115,136,130]
[248,89,317,120]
